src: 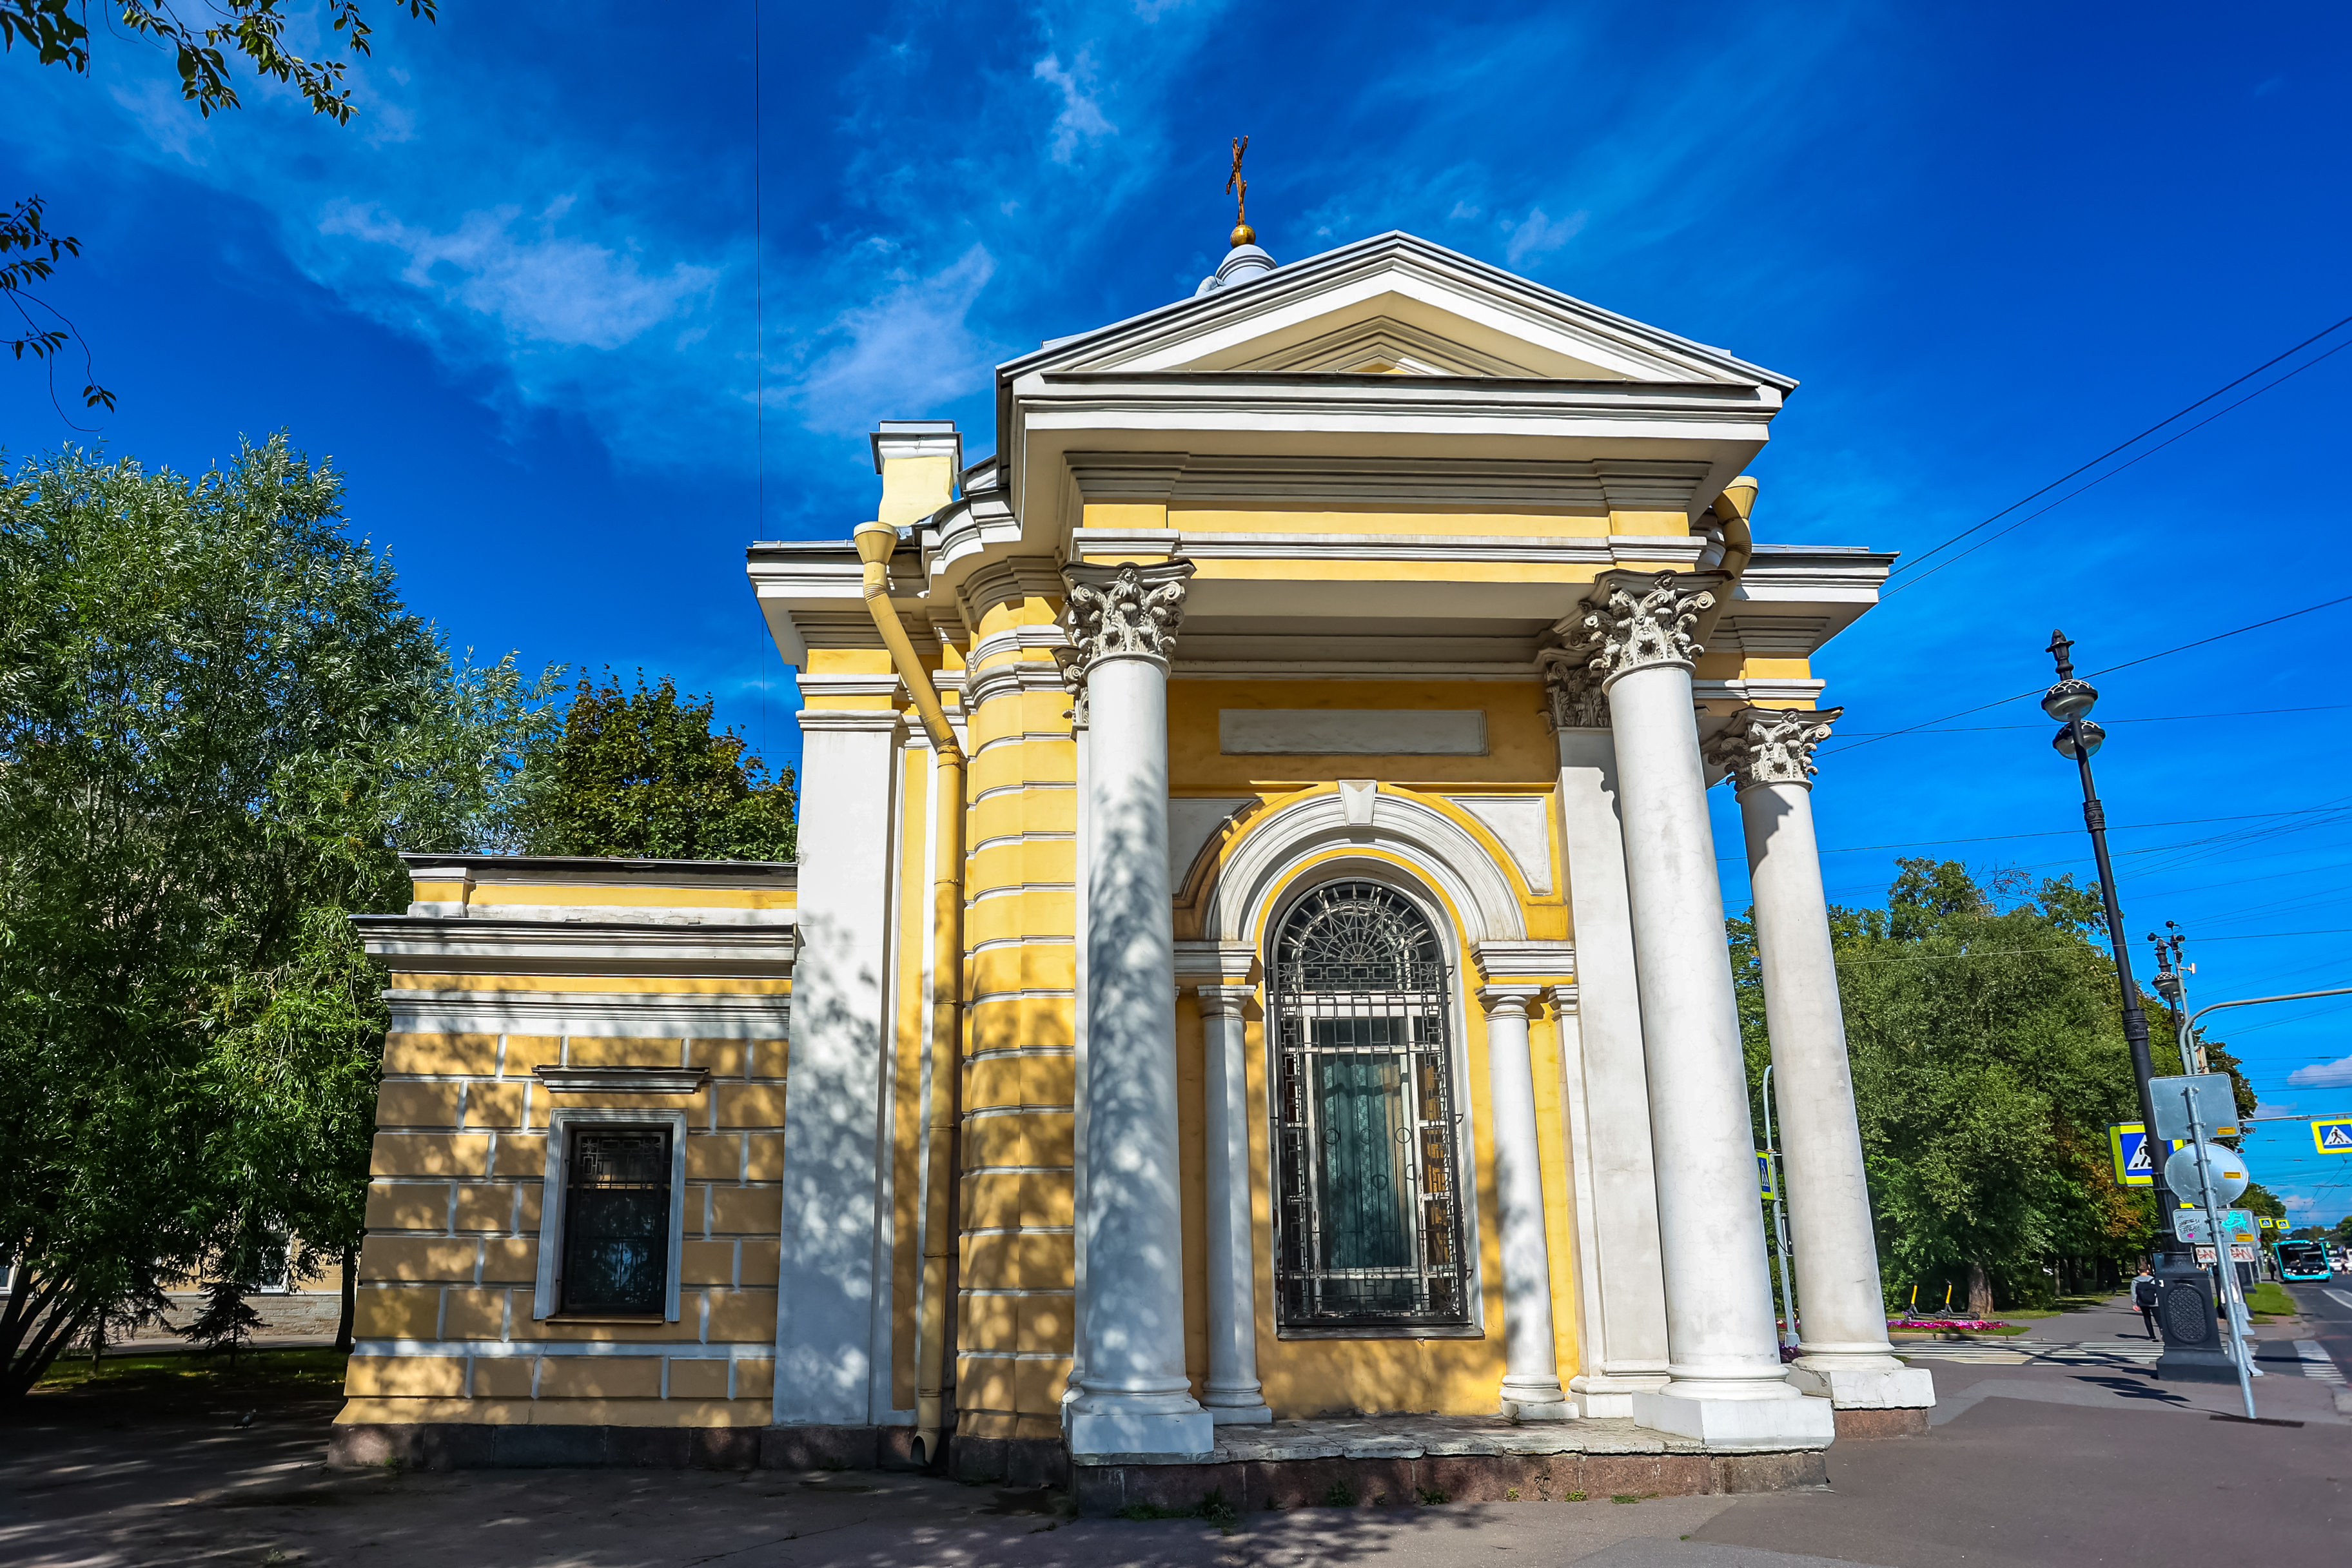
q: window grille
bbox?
[562,1129,672,1316]
[1269,880,1471,1331]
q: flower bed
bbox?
[1887,1318,2008,1332]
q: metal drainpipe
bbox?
[853,521,966,1470]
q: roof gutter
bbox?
[852,522,965,1471]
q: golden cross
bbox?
[1226,135,1248,224]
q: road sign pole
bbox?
[1760,1065,1799,1351]
[2181,1088,2257,1421]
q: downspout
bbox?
[1692,474,1757,649]
[852,520,966,1471]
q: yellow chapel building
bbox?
[333,230,1932,1507]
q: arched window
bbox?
[1269,879,1471,1331]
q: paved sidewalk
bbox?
[1893,1293,2352,1426]
[6,1295,2349,1568]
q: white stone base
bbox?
[1067,1403,1216,1462]
[1785,1363,1936,1410]
[1570,1374,1669,1420]
[1501,1397,1576,1423]
[1204,1402,1274,1426]
[1631,1387,1836,1446]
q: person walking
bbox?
[2132,1264,2161,1339]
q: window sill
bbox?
[545,1313,671,1326]
[1277,1323,1484,1341]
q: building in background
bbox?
[330,230,1930,1498]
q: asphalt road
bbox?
[2287,1278,2352,1381]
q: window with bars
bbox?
[561,1128,672,1316]
[1269,880,1472,1333]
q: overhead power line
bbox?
[1826,592,2352,755]
[1885,338,2352,596]
[1890,312,2352,580]
[1838,704,2352,737]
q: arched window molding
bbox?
[1201,786,1529,950]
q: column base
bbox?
[1501,1396,1576,1423]
[1202,1395,1273,1426]
[1500,1375,1574,1422]
[1569,1373,1670,1420]
[1631,1386,1835,1446]
[1786,1362,1936,1410]
[1067,1398,1215,1462]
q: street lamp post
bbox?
[2043,631,2237,1382]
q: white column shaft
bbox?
[1199,990,1270,1422]
[1742,779,1931,1409]
[1606,665,1794,1407]
[1070,653,1212,1458]
[1553,732,1671,1411]
[774,713,900,1426]
[1066,715,1090,1406]
[1482,990,1571,1419]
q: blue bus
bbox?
[2277,1239,2333,1282]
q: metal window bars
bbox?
[562,1128,672,1316]
[1269,881,1471,1331]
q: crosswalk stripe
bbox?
[2293,1339,2346,1383]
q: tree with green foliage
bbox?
[177,1277,266,1366]
[1735,858,2159,1317]
[0,435,553,1398]
[1,0,436,415]
[520,672,797,862]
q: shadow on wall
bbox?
[775,906,885,1421]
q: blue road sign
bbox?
[2111,1122,2155,1187]
[2316,1117,2352,1154]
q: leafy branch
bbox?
[0,1,438,418]
[1,195,113,420]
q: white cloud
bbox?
[2286,1194,2317,1212]
[318,199,717,351]
[1033,51,1116,164]
[2286,1054,2352,1088]
[785,245,1001,433]
[108,79,211,164]
[1504,205,1588,266]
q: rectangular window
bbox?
[560,1128,672,1316]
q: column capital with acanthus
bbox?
[1562,569,1722,692]
[1062,558,1195,672]
[1705,706,1844,793]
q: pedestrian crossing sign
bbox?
[2315,1117,2352,1155]
[1756,1152,1776,1199]
[2110,1122,2155,1187]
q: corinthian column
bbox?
[1471,973,1572,1420]
[1710,707,1934,1420]
[1195,975,1271,1423]
[1574,571,1830,1444]
[1061,558,1214,1462]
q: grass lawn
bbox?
[2246,1282,2298,1321]
[33,1346,348,1400]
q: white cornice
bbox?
[355,916,796,978]
[796,708,906,736]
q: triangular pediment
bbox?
[1007,232,1792,391]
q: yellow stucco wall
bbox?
[335,1030,789,1430]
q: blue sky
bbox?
[6,2,2352,1226]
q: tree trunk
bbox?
[335,1246,357,1355]
[1966,1260,1994,1318]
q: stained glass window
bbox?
[562,1128,672,1316]
[1269,880,1471,1331]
